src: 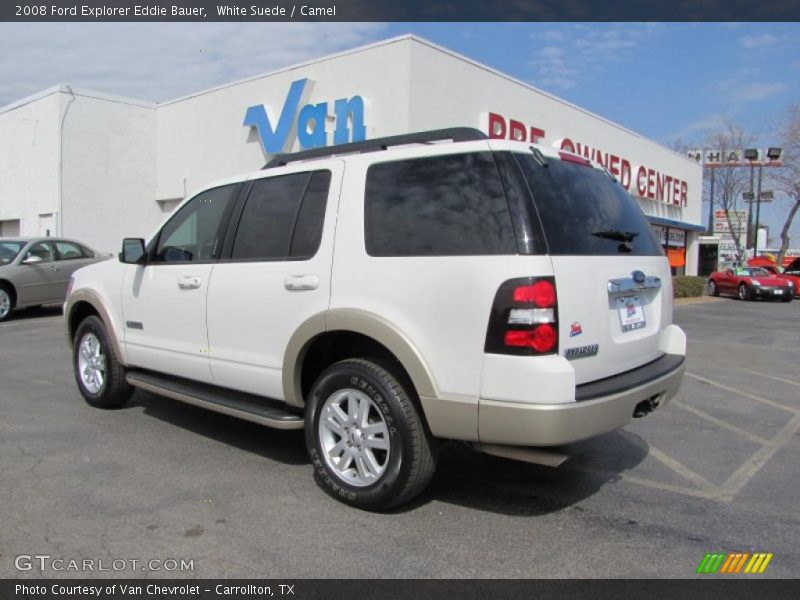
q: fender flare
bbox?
[64,289,127,365]
[282,308,439,408]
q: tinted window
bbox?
[156,184,239,263]
[290,171,331,258]
[0,241,24,265]
[25,242,55,263]
[232,171,330,261]
[515,153,662,256]
[365,152,516,257]
[55,241,84,260]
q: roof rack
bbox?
[263,127,488,168]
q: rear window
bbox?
[364,152,517,257]
[514,153,662,256]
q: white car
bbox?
[65,128,686,510]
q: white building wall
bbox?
[0,90,61,236]
[61,91,158,253]
[155,39,414,202]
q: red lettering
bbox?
[609,155,620,178]
[530,127,545,144]
[655,172,664,202]
[487,113,506,139]
[637,166,647,197]
[621,160,631,190]
[647,169,656,199]
[681,182,688,207]
[509,119,527,142]
[560,138,575,153]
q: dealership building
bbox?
[0,35,703,274]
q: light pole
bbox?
[744,148,759,251]
[753,147,783,257]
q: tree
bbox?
[774,104,800,266]
[703,123,754,263]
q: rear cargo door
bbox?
[514,152,671,385]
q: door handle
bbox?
[178,275,202,290]
[284,275,319,291]
[49,265,59,272]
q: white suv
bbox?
[65,128,686,510]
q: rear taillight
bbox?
[485,277,559,356]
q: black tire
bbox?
[73,315,133,409]
[305,358,437,511]
[738,284,751,301]
[708,280,719,297]
[782,294,793,303]
[0,283,15,322]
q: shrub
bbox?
[672,276,705,298]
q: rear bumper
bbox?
[478,353,685,446]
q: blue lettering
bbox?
[244,79,367,154]
[333,96,367,145]
[297,101,328,149]
[243,78,308,154]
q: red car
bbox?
[708,266,794,302]
[747,257,800,297]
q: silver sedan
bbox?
[0,238,108,321]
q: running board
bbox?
[126,371,304,430]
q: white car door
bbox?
[206,164,342,400]
[121,183,242,383]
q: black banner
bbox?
[3,580,800,600]
[3,0,800,22]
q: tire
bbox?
[305,358,437,511]
[0,284,15,322]
[708,280,719,297]
[73,315,133,409]
[738,284,751,301]
[782,294,793,303]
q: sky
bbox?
[1,21,799,240]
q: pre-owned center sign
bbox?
[480,111,688,207]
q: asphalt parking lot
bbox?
[1,297,798,578]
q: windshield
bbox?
[736,267,769,277]
[0,241,24,265]
[514,153,662,256]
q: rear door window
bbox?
[514,153,662,256]
[231,170,331,261]
[364,152,517,257]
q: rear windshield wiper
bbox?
[591,230,639,243]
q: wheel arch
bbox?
[65,290,126,365]
[0,278,17,303]
[282,308,439,409]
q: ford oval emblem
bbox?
[632,270,646,284]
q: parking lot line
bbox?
[647,445,717,492]
[717,413,800,502]
[740,369,800,389]
[672,401,769,445]
[686,372,800,415]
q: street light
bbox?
[744,148,758,249]
[754,147,782,257]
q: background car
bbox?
[748,257,800,297]
[708,266,794,302]
[0,237,107,321]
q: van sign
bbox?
[243,78,368,155]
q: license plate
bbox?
[617,295,646,332]
[775,289,783,295]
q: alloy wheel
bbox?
[317,388,391,487]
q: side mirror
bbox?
[22,255,43,265]
[119,238,147,265]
